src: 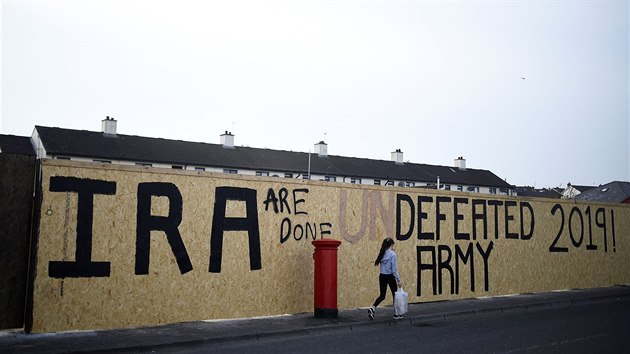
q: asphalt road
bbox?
[132,297,630,354]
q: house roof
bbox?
[515,186,561,199]
[551,187,564,195]
[574,181,630,203]
[569,184,597,193]
[0,134,35,156]
[35,126,513,188]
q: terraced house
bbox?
[5,117,515,195]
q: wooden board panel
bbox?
[30,160,630,332]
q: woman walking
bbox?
[368,237,403,320]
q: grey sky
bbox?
[2,0,628,187]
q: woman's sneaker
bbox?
[393,314,404,320]
[368,308,374,320]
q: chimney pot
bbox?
[102,116,117,135]
[391,149,404,164]
[221,131,235,148]
[314,141,328,157]
[454,156,466,170]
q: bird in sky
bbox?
[520,77,526,80]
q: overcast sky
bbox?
[1,0,628,187]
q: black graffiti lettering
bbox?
[306,222,317,240]
[263,188,279,213]
[417,246,437,296]
[435,196,451,241]
[611,210,616,252]
[438,245,454,295]
[280,218,333,244]
[453,198,469,240]
[568,207,584,248]
[520,201,535,240]
[209,187,262,273]
[417,242,493,296]
[595,208,606,252]
[275,187,331,244]
[293,188,309,215]
[585,206,594,250]
[265,187,307,215]
[418,196,434,240]
[504,201,518,239]
[294,224,305,240]
[476,241,493,291]
[48,177,116,278]
[396,194,414,241]
[549,204,618,254]
[279,188,291,214]
[472,199,487,240]
[455,243,474,293]
[487,200,503,239]
[549,204,568,252]
[136,182,193,275]
[396,195,535,242]
[280,217,291,243]
[320,223,332,238]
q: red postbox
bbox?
[312,238,342,318]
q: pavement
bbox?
[2,285,629,354]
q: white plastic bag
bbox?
[394,287,408,315]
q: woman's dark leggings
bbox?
[372,273,397,308]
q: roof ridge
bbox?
[34,125,513,187]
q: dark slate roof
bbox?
[0,134,35,156]
[574,181,630,203]
[35,126,513,188]
[515,186,561,199]
[570,184,597,193]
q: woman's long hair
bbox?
[374,238,395,266]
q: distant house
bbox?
[0,135,35,156]
[515,186,561,199]
[23,117,515,195]
[574,181,630,204]
[551,187,564,195]
[562,183,597,199]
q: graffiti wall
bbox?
[28,160,630,332]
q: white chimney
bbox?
[455,156,466,170]
[391,149,403,164]
[221,131,235,148]
[101,116,117,136]
[314,141,327,157]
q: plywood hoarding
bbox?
[28,160,630,332]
